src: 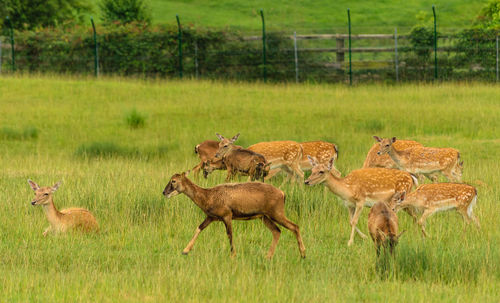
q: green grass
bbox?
[0,75,499,301]
[87,0,488,32]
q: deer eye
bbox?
[171,180,176,184]
[224,144,228,147]
[319,171,324,174]
[385,144,389,147]
[44,193,49,196]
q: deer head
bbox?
[28,180,61,206]
[215,133,240,159]
[163,171,190,198]
[304,156,341,185]
[373,136,396,155]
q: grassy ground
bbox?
[0,75,499,302]
[87,0,488,32]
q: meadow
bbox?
[87,0,487,32]
[0,75,499,302]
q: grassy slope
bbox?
[88,0,488,32]
[0,76,499,301]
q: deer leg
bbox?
[192,162,204,177]
[225,168,234,182]
[402,207,418,223]
[264,168,281,180]
[182,217,214,255]
[418,210,434,238]
[261,217,281,259]
[270,214,306,258]
[347,205,367,239]
[290,162,304,183]
[348,204,364,246]
[221,216,235,257]
[43,226,53,237]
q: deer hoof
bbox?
[181,251,189,255]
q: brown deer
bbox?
[28,180,99,236]
[212,133,270,181]
[374,136,463,182]
[394,183,479,237]
[363,139,422,169]
[191,140,241,178]
[304,156,416,246]
[247,140,304,183]
[300,141,339,172]
[162,171,306,259]
[368,192,406,257]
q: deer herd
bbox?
[28,133,480,261]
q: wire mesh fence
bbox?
[0,23,499,83]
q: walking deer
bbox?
[373,136,463,182]
[394,183,479,237]
[162,171,306,259]
[300,141,339,172]
[304,156,416,246]
[212,133,270,181]
[368,192,406,257]
[363,139,423,169]
[28,180,99,236]
[247,140,304,183]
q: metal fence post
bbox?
[496,35,499,82]
[260,9,267,83]
[90,17,99,77]
[395,28,399,82]
[176,14,183,78]
[432,5,437,80]
[293,31,299,83]
[347,9,352,85]
[6,16,15,72]
[194,40,199,79]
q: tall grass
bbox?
[0,76,499,301]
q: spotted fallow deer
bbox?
[374,136,463,182]
[163,171,306,259]
[304,157,416,246]
[247,140,304,183]
[28,180,99,236]
[300,141,339,172]
[368,192,406,257]
[363,139,423,169]
[394,183,479,237]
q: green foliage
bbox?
[408,26,434,59]
[0,0,91,30]
[474,0,500,30]
[100,0,151,25]
[75,141,129,158]
[126,108,146,128]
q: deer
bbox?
[363,139,422,169]
[299,141,339,172]
[212,133,270,182]
[368,192,406,257]
[247,140,304,183]
[162,171,306,259]
[304,156,416,246]
[191,140,241,178]
[373,136,463,182]
[394,183,479,237]
[28,180,99,236]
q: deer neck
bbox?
[324,172,354,201]
[181,178,209,210]
[42,197,63,226]
[387,145,409,168]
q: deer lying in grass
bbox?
[304,156,416,246]
[368,192,405,257]
[363,139,422,169]
[374,136,463,182]
[300,141,339,172]
[213,133,270,181]
[247,140,304,183]
[162,171,306,259]
[28,180,99,236]
[394,183,479,237]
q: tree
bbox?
[474,0,500,31]
[99,0,151,25]
[1,0,91,30]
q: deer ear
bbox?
[391,137,397,143]
[327,157,335,171]
[307,155,317,167]
[215,133,224,141]
[400,191,406,201]
[373,136,382,142]
[51,181,62,192]
[184,170,191,177]
[28,179,39,191]
[231,133,240,143]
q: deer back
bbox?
[300,141,338,170]
[363,140,422,168]
[248,141,302,164]
[402,183,477,210]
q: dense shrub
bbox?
[100,0,151,25]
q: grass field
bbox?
[0,75,499,302]
[87,0,488,32]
